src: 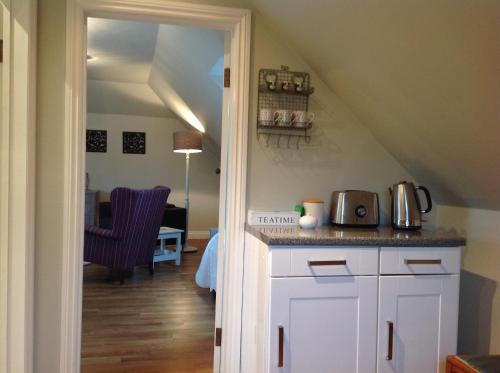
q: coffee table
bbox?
[154,226,183,266]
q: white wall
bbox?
[245,8,415,225]
[0,4,3,129]
[86,113,220,231]
[437,205,500,354]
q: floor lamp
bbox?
[173,131,203,253]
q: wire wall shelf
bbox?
[257,66,314,149]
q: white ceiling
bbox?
[86,17,224,145]
[87,18,159,83]
[246,0,500,209]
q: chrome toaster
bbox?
[330,190,379,227]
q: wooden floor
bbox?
[81,239,215,373]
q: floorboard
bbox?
[81,239,215,373]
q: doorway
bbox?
[61,1,250,372]
[82,17,224,372]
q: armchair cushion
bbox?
[84,224,119,240]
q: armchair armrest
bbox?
[85,225,120,240]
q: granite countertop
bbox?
[246,224,466,247]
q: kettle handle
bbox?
[416,186,432,214]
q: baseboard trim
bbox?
[188,230,210,239]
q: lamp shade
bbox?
[173,131,203,154]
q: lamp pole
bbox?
[183,153,193,251]
[173,131,202,253]
[183,152,198,252]
[185,152,190,212]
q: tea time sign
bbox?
[247,210,300,226]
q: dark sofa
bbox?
[99,202,187,245]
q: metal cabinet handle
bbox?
[308,260,347,266]
[278,326,284,367]
[404,259,442,265]
[385,321,394,360]
[386,321,394,361]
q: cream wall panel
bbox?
[247,0,500,210]
[245,13,413,224]
[437,205,500,354]
[35,1,66,372]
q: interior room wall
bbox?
[436,205,500,354]
[86,113,220,232]
[35,1,66,371]
[246,0,500,211]
[1,5,3,127]
[34,0,433,370]
[244,10,422,225]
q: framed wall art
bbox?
[123,131,146,154]
[86,129,107,153]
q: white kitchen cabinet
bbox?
[379,246,461,275]
[377,275,459,373]
[269,276,377,373]
[241,232,462,373]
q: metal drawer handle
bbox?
[278,326,284,367]
[386,321,394,361]
[308,260,347,266]
[404,259,442,265]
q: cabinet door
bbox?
[377,275,459,373]
[268,276,377,373]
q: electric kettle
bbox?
[389,181,432,230]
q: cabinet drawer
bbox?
[270,246,379,277]
[380,247,461,275]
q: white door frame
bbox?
[62,1,251,372]
[0,0,37,372]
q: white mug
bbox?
[258,108,274,126]
[292,110,315,128]
[274,109,293,127]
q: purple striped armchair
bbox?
[84,187,170,283]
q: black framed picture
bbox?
[123,131,146,154]
[86,129,107,153]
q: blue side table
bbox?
[154,226,184,266]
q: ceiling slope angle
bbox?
[86,17,176,118]
[148,24,225,146]
[246,0,500,209]
[87,80,175,118]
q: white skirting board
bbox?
[188,230,211,239]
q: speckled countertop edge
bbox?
[245,224,466,247]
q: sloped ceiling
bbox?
[246,0,500,209]
[87,80,173,117]
[86,18,224,146]
[149,25,224,142]
[86,18,171,117]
